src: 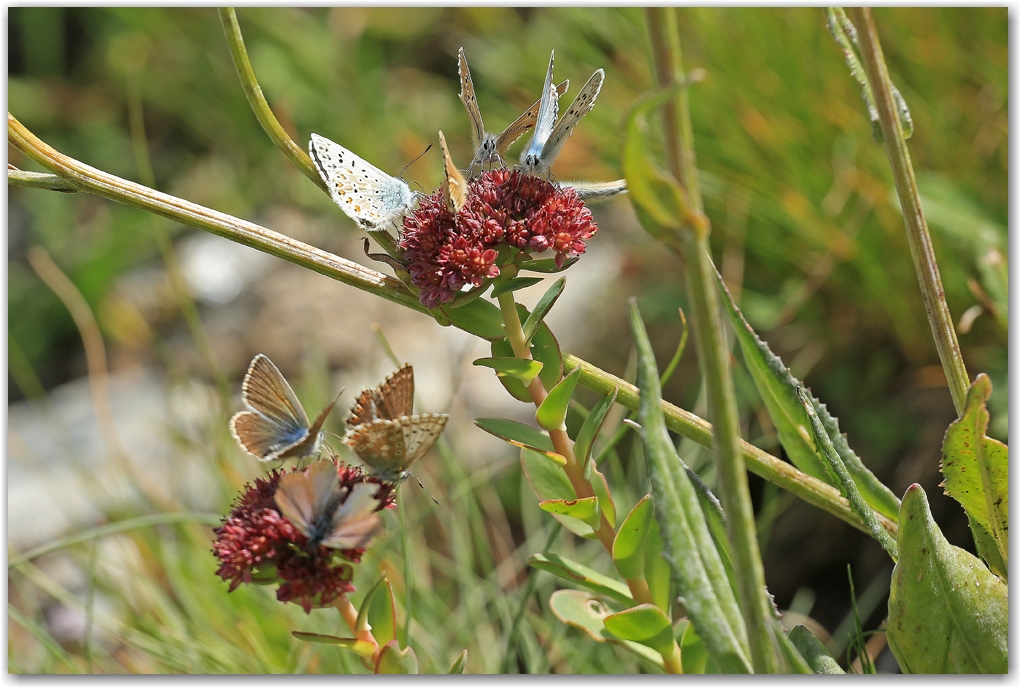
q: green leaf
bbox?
[539,497,601,529]
[798,388,898,559]
[536,366,581,431]
[771,620,813,674]
[473,357,544,385]
[357,576,396,649]
[629,300,752,674]
[621,85,691,244]
[448,649,468,674]
[587,463,617,528]
[521,448,593,538]
[474,417,553,453]
[522,277,566,344]
[613,495,653,580]
[491,306,563,402]
[682,459,737,598]
[291,633,375,659]
[575,389,618,479]
[788,625,844,674]
[887,484,1008,674]
[490,276,543,297]
[940,373,1008,579]
[528,552,633,607]
[643,518,671,613]
[604,604,675,656]
[519,256,577,273]
[548,589,664,671]
[375,640,418,674]
[715,269,900,521]
[441,297,506,340]
[677,619,715,674]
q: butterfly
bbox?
[438,130,468,214]
[230,354,341,462]
[458,47,570,173]
[519,51,606,176]
[308,133,417,232]
[274,459,384,550]
[344,364,448,484]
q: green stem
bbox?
[218,7,325,193]
[494,290,683,673]
[218,7,402,261]
[647,8,778,672]
[400,492,413,649]
[8,167,77,192]
[846,7,969,415]
[8,113,424,315]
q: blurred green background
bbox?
[8,7,1006,674]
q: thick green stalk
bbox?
[647,8,779,672]
[846,7,969,415]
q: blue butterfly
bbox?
[519,50,605,175]
[230,354,340,462]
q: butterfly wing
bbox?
[538,68,605,168]
[309,133,415,231]
[242,354,309,428]
[457,48,486,150]
[276,389,342,460]
[321,481,384,549]
[230,411,306,462]
[347,389,378,430]
[398,414,449,471]
[519,51,559,165]
[345,419,409,482]
[347,364,415,430]
[494,79,570,156]
[274,460,340,538]
[560,178,628,201]
[375,364,415,419]
[439,131,468,213]
[232,354,311,461]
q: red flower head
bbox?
[212,459,395,613]
[400,170,597,308]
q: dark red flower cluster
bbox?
[400,170,598,308]
[212,460,395,613]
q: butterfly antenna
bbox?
[398,143,433,180]
[407,471,440,505]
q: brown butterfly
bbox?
[344,364,448,485]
